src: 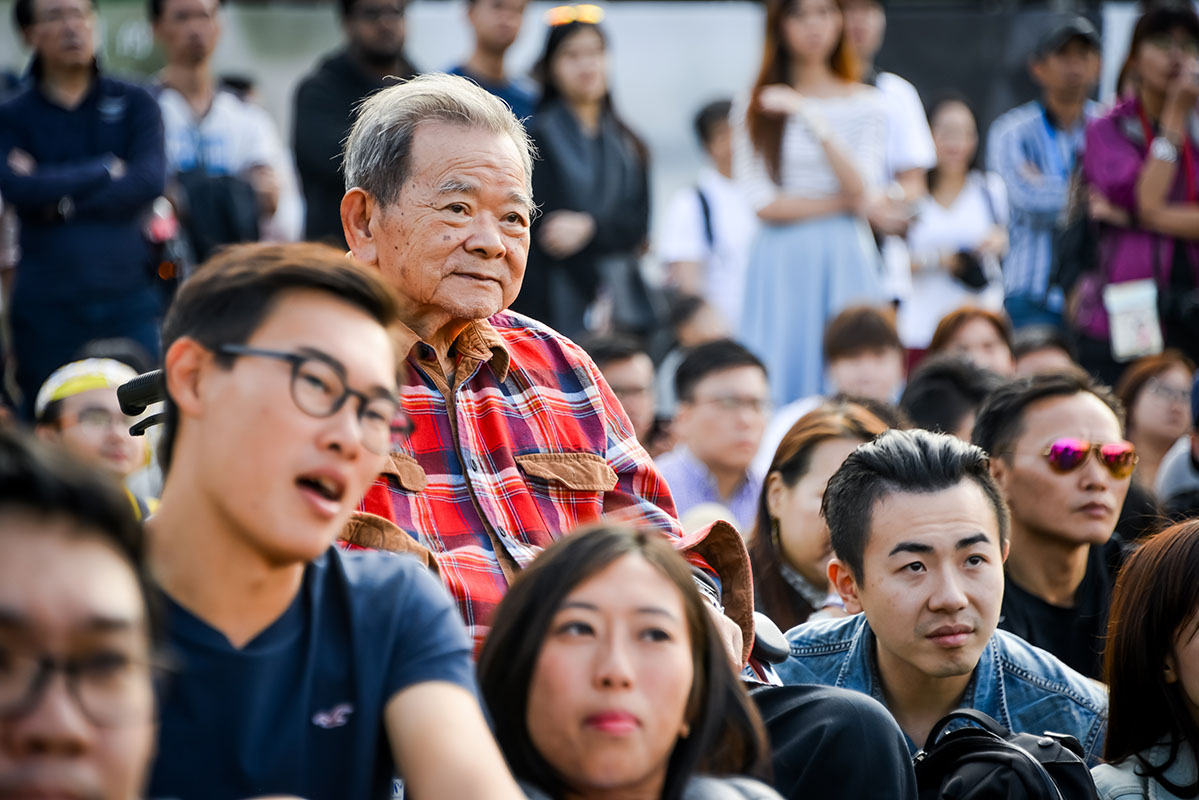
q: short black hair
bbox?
[971,370,1124,462]
[338,0,404,20]
[14,0,95,32]
[694,99,732,147]
[900,355,1005,436]
[674,339,767,403]
[581,334,649,371]
[0,427,160,645]
[823,428,1010,579]
[158,242,400,473]
[666,291,708,331]
[1011,325,1078,362]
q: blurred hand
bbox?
[706,602,745,670]
[538,209,595,259]
[247,164,280,217]
[863,193,913,236]
[976,227,1008,259]
[757,84,806,117]
[1166,55,1199,115]
[107,156,126,180]
[7,148,35,176]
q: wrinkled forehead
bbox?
[0,517,146,646]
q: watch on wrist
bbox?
[1151,136,1179,164]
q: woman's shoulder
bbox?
[682,775,785,799]
[1091,758,1149,800]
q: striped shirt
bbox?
[732,88,889,211]
[986,99,1100,301]
[357,311,718,649]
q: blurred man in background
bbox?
[449,0,535,120]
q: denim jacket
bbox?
[776,614,1108,765]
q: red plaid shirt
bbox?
[359,311,723,650]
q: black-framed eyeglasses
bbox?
[0,649,159,728]
[216,345,413,455]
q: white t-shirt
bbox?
[157,87,301,241]
[657,166,759,330]
[874,71,937,304]
[899,171,1008,348]
[876,71,936,179]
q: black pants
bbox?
[750,683,918,800]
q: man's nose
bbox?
[465,214,507,259]
[8,672,92,759]
[927,569,970,613]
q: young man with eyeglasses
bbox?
[34,358,154,516]
[145,242,523,799]
[776,429,1107,763]
[655,339,770,532]
[0,427,160,800]
[972,370,1135,680]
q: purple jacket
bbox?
[1079,97,1199,340]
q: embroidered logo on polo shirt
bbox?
[98,96,127,123]
[312,703,354,729]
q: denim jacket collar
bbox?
[834,616,1012,735]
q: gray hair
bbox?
[342,72,536,210]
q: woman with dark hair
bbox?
[477,524,777,800]
[731,0,888,406]
[1092,519,1199,799]
[749,402,887,631]
[1115,349,1196,490]
[926,306,1015,376]
[1078,4,1199,383]
[508,10,651,338]
[899,94,1008,351]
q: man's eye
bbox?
[505,212,528,226]
[448,203,468,214]
[80,651,133,680]
[965,555,986,567]
[903,562,925,574]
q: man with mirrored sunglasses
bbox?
[0,426,160,800]
[145,242,523,800]
[972,370,1133,679]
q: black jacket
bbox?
[511,101,649,335]
[291,49,415,247]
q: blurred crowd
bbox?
[3,0,1199,798]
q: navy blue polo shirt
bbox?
[147,547,475,800]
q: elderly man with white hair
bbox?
[339,73,753,663]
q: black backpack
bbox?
[912,709,1099,800]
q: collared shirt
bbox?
[1092,738,1199,800]
[776,614,1108,764]
[987,99,1100,302]
[359,311,728,650]
[655,445,761,534]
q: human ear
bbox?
[341,188,380,267]
[1165,652,1179,684]
[164,337,212,422]
[828,558,862,615]
[988,454,1009,495]
[765,472,786,520]
[1000,537,1011,565]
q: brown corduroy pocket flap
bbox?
[514,452,618,492]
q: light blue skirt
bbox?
[739,214,885,406]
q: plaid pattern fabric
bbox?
[360,311,707,648]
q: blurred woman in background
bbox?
[749,401,887,631]
[1115,350,1196,491]
[899,94,1008,352]
[926,306,1016,377]
[510,9,652,338]
[733,0,888,406]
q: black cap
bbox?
[1034,17,1101,59]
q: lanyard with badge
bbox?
[1038,104,1077,181]
[1102,103,1196,362]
